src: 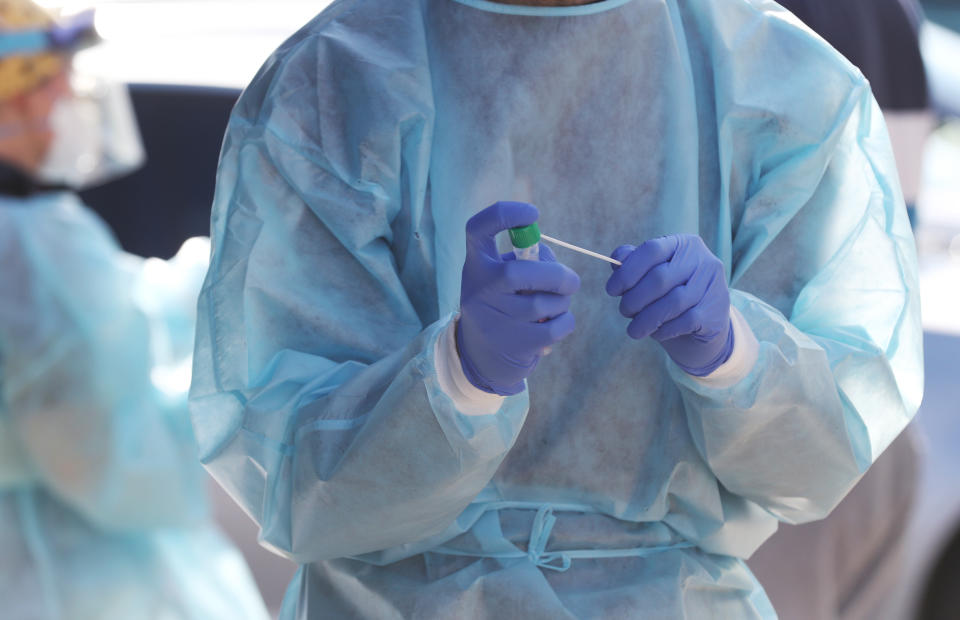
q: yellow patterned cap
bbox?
[0,0,67,102]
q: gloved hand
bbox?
[606,234,733,376]
[458,202,580,395]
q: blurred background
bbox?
[27,0,960,616]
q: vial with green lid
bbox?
[509,222,551,354]
[509,222,541,261]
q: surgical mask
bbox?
[34,73,145,189]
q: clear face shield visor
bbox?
[34,71,145,189]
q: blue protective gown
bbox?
[190,0,924,617]
[0,192,269,620]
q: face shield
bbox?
[34,69,145,188]
[0,7,145,189]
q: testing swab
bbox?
[540,234,622,266]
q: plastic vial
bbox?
[509,222,541,261]
[508,222,551,355]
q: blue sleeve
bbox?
[0,197,209,531]
[189,20,528,564]
[675,6,923,524]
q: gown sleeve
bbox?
[675,6,923,525]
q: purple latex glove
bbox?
[458,202,580,395]
[606,234,733,376]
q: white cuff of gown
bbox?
[434,318,507,416]
[690,306,759,389]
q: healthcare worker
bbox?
[191,0,923,617]
[0,2,270,618]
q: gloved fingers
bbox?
[645,305,705,344]
[624,269,709,340]
[500,259,581,295]
[610,244,636,270]
[466,202,539,257]
[617,258,699,318]
[496,292,572,322]
[605,235,679,297]
[521,311,576,348]
[486,314,568,352]
[643,267,714,340]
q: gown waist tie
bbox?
[429,502,696,573]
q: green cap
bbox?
[509,222,541,249]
